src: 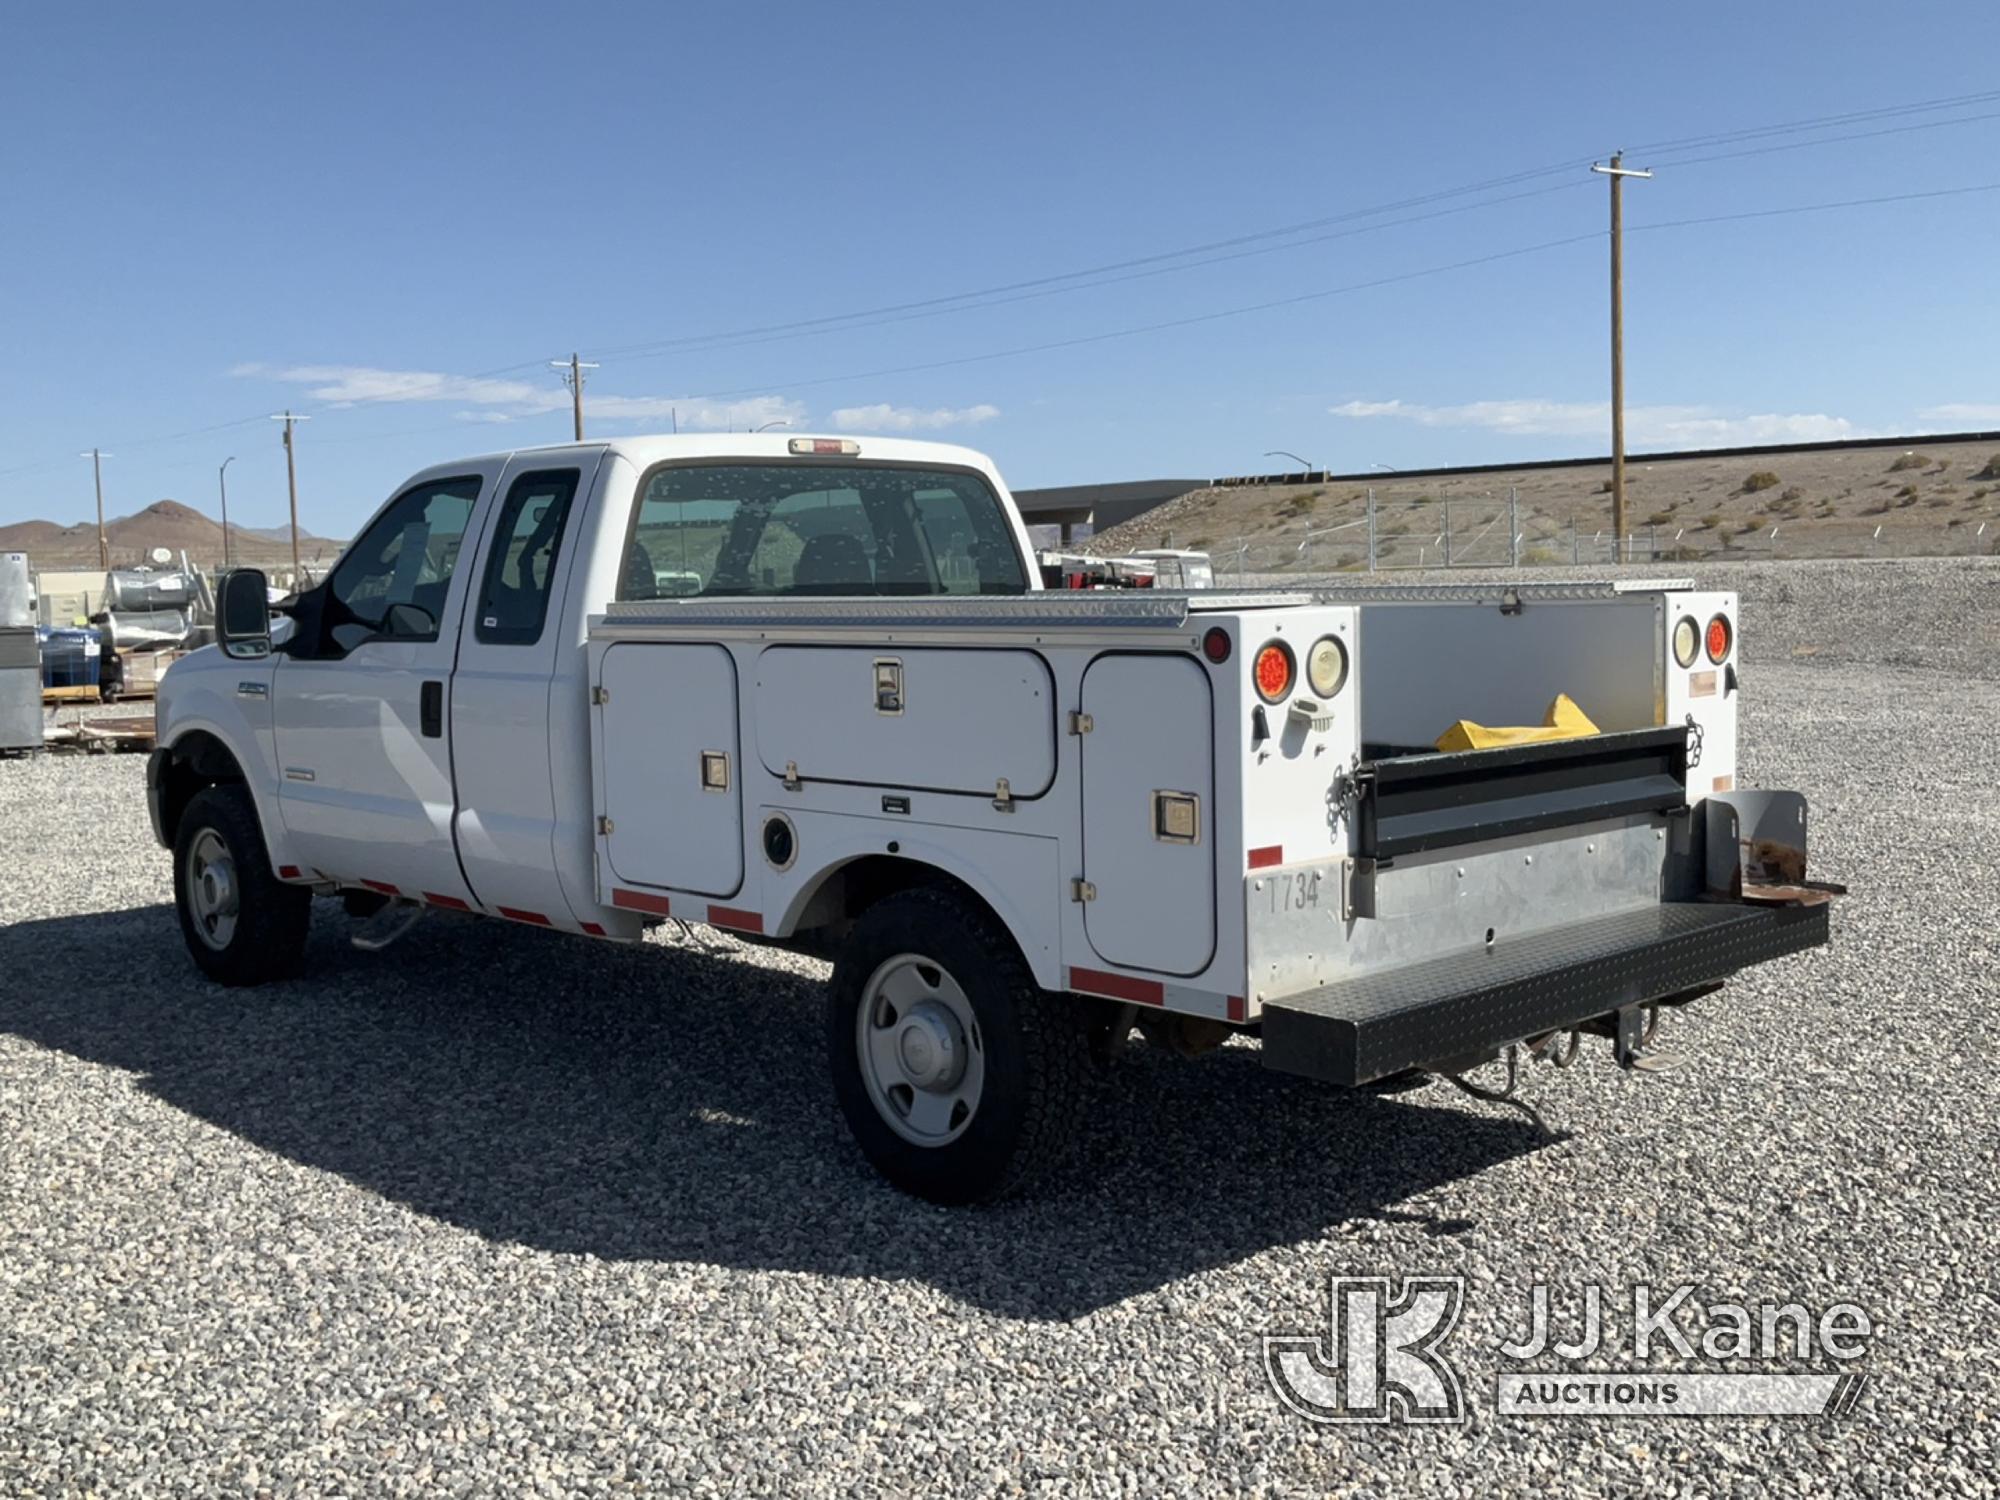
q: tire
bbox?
[173,784,312,986]
[826,885,1091,1204]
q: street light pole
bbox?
[754,420,790,432]
[1264,449,1314,476]
[1592,152,1652,552]
[218,456,236,569]
[80,449,111,570]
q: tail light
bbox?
[1705,613,1733,664]
[1672,615,1701,669]
[1253,640,1295,703]
[1201,626,1232,664]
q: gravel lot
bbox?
[3,557,1996,1497]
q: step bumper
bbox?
[1259,900,1830,1088]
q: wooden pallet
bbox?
[43,685,103,704]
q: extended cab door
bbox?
[272,462,505,903]
[447,454,602,922]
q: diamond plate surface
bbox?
[1260,901,1830,1086]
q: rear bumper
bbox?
[1258,900,1829,1087]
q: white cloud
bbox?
[828,402,1000,432]
[1918,402,2000,423]
[1330,397,1868,447]
[234,361,802,433]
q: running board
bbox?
[1258,901,1829,1088]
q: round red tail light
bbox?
[1202,626,1232,664]
[1253,641,1295,703]
[1705,614,1732,664]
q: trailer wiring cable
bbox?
[1442,1045,1554,1138]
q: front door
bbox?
[274,464,503,903]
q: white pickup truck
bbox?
[152,433,1835,1202]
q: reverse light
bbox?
[1201,626,1232,664]
[788,437,861,456]
[1253,640,1295,703]
[1672,615,1701,669]
[1305,634,1349,698]
[1705,613,1733,664]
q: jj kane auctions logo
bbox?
[1265,1276,1872,1422]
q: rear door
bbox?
[1078,653,1216,974]
[273,462,505,902]
[448,455,602,922]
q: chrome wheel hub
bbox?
[858,954,984,1146]
[185,828,240,951]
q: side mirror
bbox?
[217,568,272,659]
[384,601,437,639]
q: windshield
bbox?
[618,462,1028,600]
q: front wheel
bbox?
[173,785,312,985]
[826,886,1091,1204]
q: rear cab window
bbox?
[617,463,1027,601]
[475,468,581,644]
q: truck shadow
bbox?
[1,903,1551,1321]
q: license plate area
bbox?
[1244,815,1678,1005]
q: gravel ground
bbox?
[2,557,1995,1496]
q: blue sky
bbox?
[3,0,1998,538]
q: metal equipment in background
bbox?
[0,552,42,751]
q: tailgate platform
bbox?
[1259,901,1829,1087]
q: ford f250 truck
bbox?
[151,434,1836,1202]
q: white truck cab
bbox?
[153,434,1836,1202]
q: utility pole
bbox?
[80,449,111,570]
[269,411,311,584]
[1592,152,1651,552]
[218,456,236,568]
[551,353,600,441]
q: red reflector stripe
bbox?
[1226,995,1247,1023]
[707,904,764,934]
[1248,845,1283,869]
[498,906,551,926]
[1068,966,1165,1006]
[361,879,399,895]
[277,865,301,879]
[580,921,606,937]
[424,892,471,910]
[612,888,671,916]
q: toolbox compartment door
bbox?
[598,642,743,897]
[1079,652,1215,975]
[754,646,1055,797]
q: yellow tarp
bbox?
[1434,693,1600,753]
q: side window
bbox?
[474,469,580,645]
[325,475,481,652]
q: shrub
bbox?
[1697,512,1723,529]
[1778,485,1805,503]
[1598,479,1615,494]
[1888,452,1927,472]
[1521,545,1564,566]
[1646,510,1675,526]
[1977,453,2000,481]
[1861,498,1891,515]
[1895,491,1919,508]
[1742,470,1781,493]
[1925,497,1953,509]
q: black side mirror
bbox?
[218,569,272,659]
[384,601,437,639]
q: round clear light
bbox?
[1673,616,1700,669]
[1306,635,1348,698]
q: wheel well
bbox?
[159,731,247,846]
[795,855,1023,960]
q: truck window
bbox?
[618,463,1026,600]
[323,475,481,651]
[474,468,580,645]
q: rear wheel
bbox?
[827,886,1091,1203]
[173,785,311,985]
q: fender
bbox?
[154,651,303,876]
[769,814,1064,991]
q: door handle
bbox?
[420,680,444,738]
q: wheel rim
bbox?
[857,952,985,1146]
[185,828,240,951]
